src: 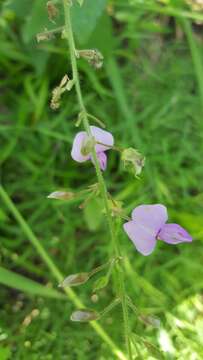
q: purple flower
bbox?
[71,126,114,171]
[123,204,192,256]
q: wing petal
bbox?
[158,223,192,244]
[91,151,107,171]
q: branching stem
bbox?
[62,2,132,359]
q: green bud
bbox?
[121,147,145,177]
[70,309,100,322]
[93,276,109,292]
[59,272,90,287]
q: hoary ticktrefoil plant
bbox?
[45,1,192,359]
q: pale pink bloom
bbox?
[123,204,192,256]
[71,126,114,171]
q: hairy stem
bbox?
[62,2,132,359]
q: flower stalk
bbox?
[62,1,133,358]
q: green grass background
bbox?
[0,0,203,359]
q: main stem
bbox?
[62,2,132,359]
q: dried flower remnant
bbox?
[122,148,145,177]
[36,27,64,43]
[47,1,59,22]
[123,204,192,256]
[76,49,104,69]
[71,126,114,171]
[50,74,74,109]
[37,28,55,42]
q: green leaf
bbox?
[3,0,31,18]
[83,197,103,231]
[22,0,51,43]
[0,208,8,222]
[22,0,63,43]
[0,347,11,360]
[0,266,65,299]
[93,276,109,292]
[87,13,117,58]
[72,0,107,44]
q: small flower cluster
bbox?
[70,127,192,255]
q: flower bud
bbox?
[93,276,109,292]
[59,272,90,287]
[121,147,145,177]
[47,191,75,200]
[70,309,100,322]
[91,294,99,303]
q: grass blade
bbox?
[0,266,65,299]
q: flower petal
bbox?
[90,126,114,153]
[71,131,90,162]
[131,204,168,234]
[158,223,192,244]
[91,151,107,171]
[123,221,157,256]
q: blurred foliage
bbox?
[0,0,203,359]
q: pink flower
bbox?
[71,126,114,171]
[123,204,192,256]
